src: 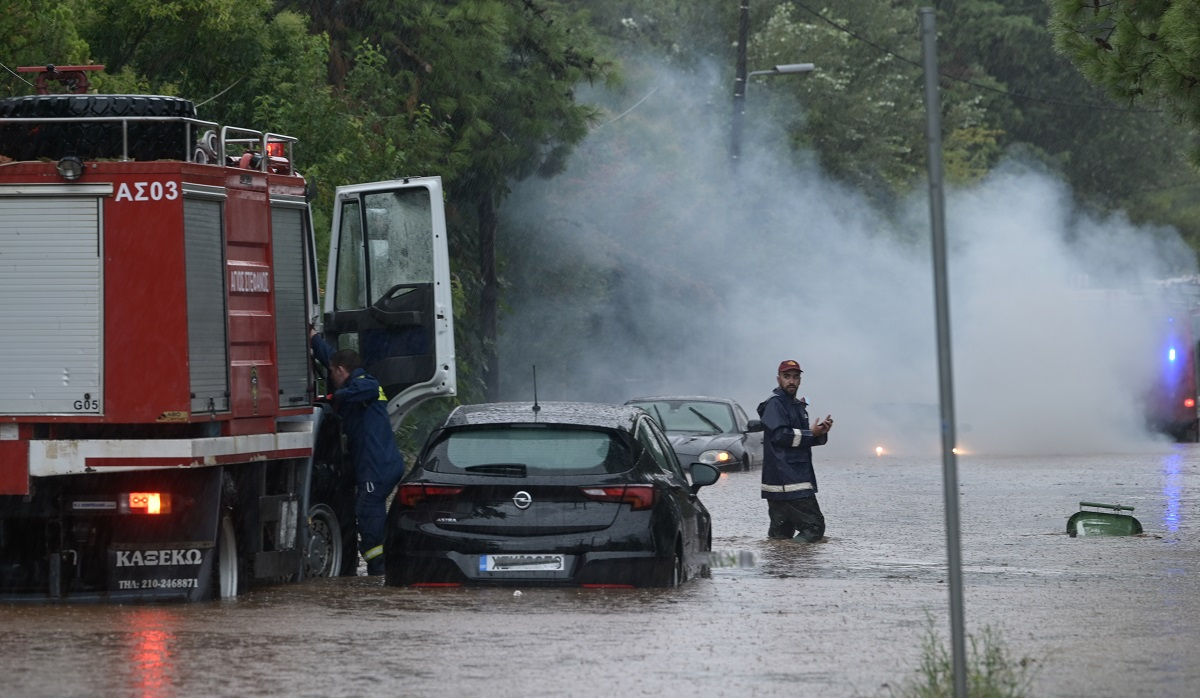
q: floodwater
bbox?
[3,447,1200,697]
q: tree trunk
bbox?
[478,190,500,401]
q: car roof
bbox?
[625,395,739,406]
[442,401,646,432]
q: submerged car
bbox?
[625,396,764,472]
[384,402,721,587]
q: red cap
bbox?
[778,360,802,374]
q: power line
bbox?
[0,61,36,91]
[790,1,1161,114]
[194,76,246,108]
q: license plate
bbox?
[480,554,565,572]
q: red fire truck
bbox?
[0,66,456,601]
[1144,292,1200,442]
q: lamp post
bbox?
[730,63,815,168]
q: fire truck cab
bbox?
[0,70,456,601]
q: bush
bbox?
[892,619,1041,698]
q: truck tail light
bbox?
[397,484,463,507]
[1186,398,1196,409]
[127,492,171,515]
[580,485,656,510]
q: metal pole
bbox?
[731,0,749,168]
[920,8,967,698]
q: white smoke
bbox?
[497,60,1197,457]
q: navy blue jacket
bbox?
[757,388,827,500]
[311,335,406,486]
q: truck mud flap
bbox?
[102,467,224,602]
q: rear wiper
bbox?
[464,463,528,476]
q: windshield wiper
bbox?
[688,407,724,434]
[652,405,667,430]
[464,463,528,476]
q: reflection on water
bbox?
[5,452,1200,698]
[1161,451,1182,534]
[124,607,178,698]
[755,538,824,579]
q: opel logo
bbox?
[512,491,533,510]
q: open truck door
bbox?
[322,177,456,427]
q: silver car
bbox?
[625,395,765,472]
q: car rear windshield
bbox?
[424,426,632,476]
[631,401,734,434]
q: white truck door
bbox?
[322,177,456,426]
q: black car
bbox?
[384,402,721,587]
[624,396,765,472]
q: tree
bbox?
[1048,0,1200,168]
[0,1,90,96]
[303,0,613,400]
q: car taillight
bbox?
[1186,398,1196,409]
[397,484,464,507]
[580,485,656,510]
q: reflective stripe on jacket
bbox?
[757,388,827,500]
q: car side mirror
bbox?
[688,462,721,493]
[746,419,764,433]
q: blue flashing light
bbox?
[1169,348,1177,363]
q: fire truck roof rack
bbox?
[1,108,296,175]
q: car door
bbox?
[637,417,710,572]
[321,178,456,427]
[735,402,764,469]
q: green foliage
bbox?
[5,0,1198,403]
[892,620,1041,698]
[74,0,275,124]
[744,2,1010,195]
[752,2,924,190]
[0,0,90,96]
[1048,0,1200,168]
[559,0,736,70]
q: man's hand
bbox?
[813,415,833,436]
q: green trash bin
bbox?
[1067,501,1143,537]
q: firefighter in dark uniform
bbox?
[311,330,406,575]
[757,359,834,542]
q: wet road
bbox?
[3,446,1200,697]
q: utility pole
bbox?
[731,1,813,169]
[731,0,750,168]
[920,7,967,698]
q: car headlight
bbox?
[699,449,734,466]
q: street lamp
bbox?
[730,63,815,168]
[749,63,816,78]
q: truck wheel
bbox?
[0,94,197,162]
[304,504,343,578]
[213,512,242,599]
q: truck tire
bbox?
[0,94,197,162]
[213,512,244,599]
[304,504,344,578]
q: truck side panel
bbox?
[0,188,106,416]
[271,201,312,411]
[106,173,192,422]
[226,184,278,423]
